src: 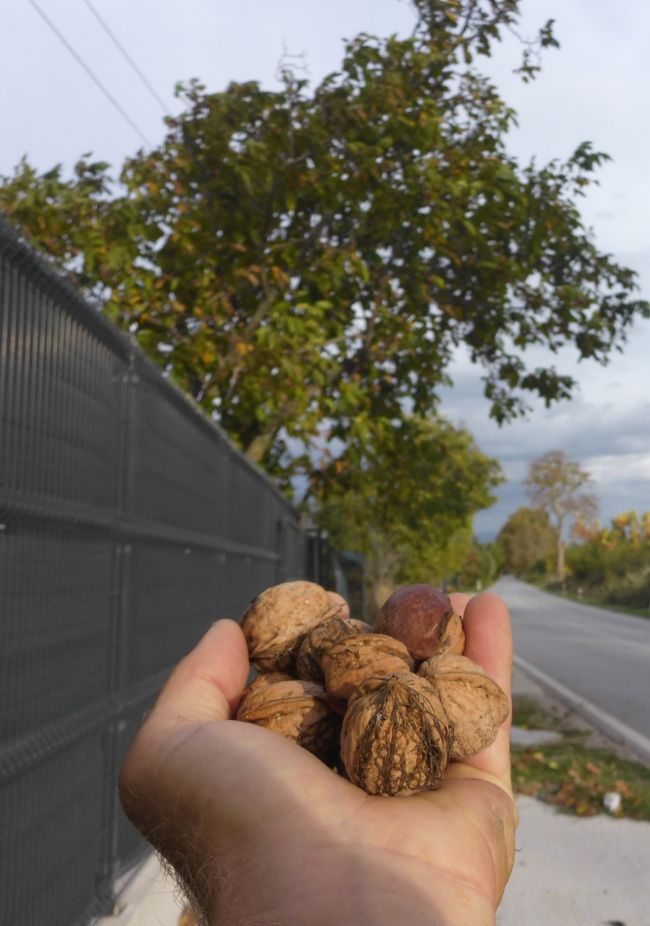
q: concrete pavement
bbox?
[500,664,650,925]
[96,853,184,926]
[498,794,650,926]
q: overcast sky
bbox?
[2,0,649,536]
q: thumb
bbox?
[151,619,250,725]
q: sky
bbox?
[2,0,649,537]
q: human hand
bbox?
[119,592,516,926]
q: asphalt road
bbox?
[491,576,650,763]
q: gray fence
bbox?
[0,220,308,926]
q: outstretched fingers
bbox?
[447,592,513,792]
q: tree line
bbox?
[497,452,650,612]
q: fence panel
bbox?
[0,220,308,926]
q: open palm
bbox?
[120,592,516,926]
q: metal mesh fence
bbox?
[0,220,308,926]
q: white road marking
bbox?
[513,654,650,766]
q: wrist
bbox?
[206,843,496,926]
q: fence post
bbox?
[96,344,139,906]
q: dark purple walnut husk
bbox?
[376,584,464,661]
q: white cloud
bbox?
[440,317,650,535]
[589,453,650,485]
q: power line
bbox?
[82,0,171,115]
[27,0,151,146]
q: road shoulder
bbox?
[501,662,650,925]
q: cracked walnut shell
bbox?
[235,678,341,766]
[418,654,509,759]
[241,581,339,673]
[322,633,414,700]
[340,673,453,796]
[433,608,465,658]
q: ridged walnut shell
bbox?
[376,585,464,661]
[296,617,358,684]
[418,654,509,759]
[322,634,414,700]
[235,678,341,766]
[318,618,374,711]
[341,673,453,796]
[347,619,374,633]
[238,672,293,712]
[241,581,336,673]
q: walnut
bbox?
[347,619,374,633]
[235,678,341,766]
[340,673,453,796]
[322,633,414,700]
[418,654,509,759]
[295,617,358,683]
[241,581,339,673]
[435,609,465,657]
[238,672,293,711]
[325,590,350,620]
[376,584,465,661]
[324,693,349,716]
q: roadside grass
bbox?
[511,743,650,820]
[512,694,587,740]
[511,695,650,820]
[512,695,567,732]
[539,585,650,621]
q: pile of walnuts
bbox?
[235,580,508,797]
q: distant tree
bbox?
[450,538,501,591]
[497,506,555,577]
[566,509,650,608]
[316,414,501,617]
[524,451,597,581]
[0,0,647,495]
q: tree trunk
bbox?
[363,545,400,622]
[555,517,565,582]
[244,425,280,466]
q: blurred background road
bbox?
[494,576,650,762]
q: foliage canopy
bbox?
[566,510,650,610]
[317,413,502,612]
[496,505,555,577]
[1,0,647,494]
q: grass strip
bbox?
[538,585,650,621]
[512,742,650,820]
